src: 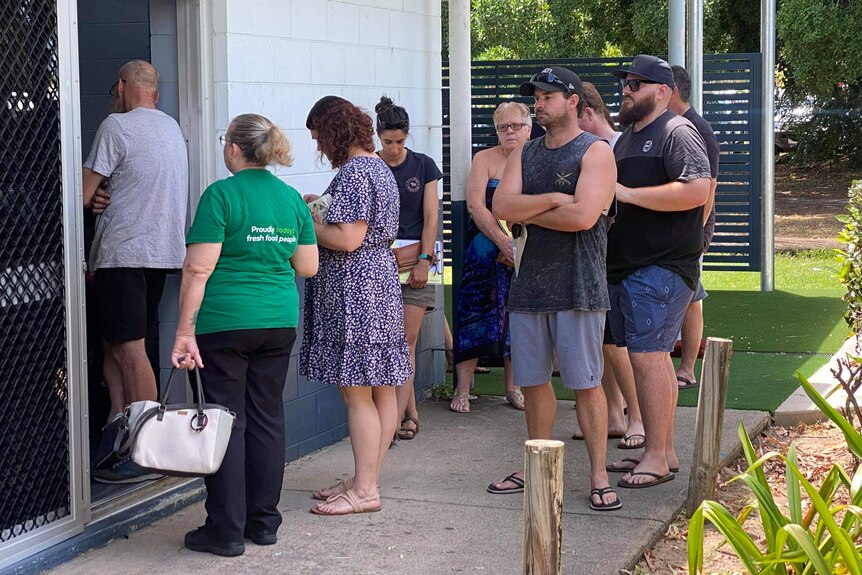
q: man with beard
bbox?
[605,55,711,488]
[490,67,620,511]
[82,60,188,483]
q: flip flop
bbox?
[617,433,646,450]
[677,375,700,389]
[487,472,524,494]
[505,389,526,411]
[589,487,622,511]
[617,471,676,489]
[449,391,471,413]
[572,430,625,440]
[606,457,679,474]
[396,416,419,440]
[310,491,381,516]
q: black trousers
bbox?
[196,327,296,541]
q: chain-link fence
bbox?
[0,0,71,542]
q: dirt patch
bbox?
[633,423,856,575]
[774,163,859,250]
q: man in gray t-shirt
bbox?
[82,60,188,483]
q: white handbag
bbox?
[115,367,236,477]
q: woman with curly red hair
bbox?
[301,96,411,515]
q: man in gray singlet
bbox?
[489,67,620,511]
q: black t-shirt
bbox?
[380,148,442,240]
[683,107,720,251]
[607,109,712,289]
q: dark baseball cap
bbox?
[519,67,583,98]
[612,55,675,88]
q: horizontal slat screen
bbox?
[442,54,762,272]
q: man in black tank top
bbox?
[605,55,712,489]
[489,67,622,512]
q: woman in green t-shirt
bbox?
[171,114,318,557]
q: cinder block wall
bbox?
[208,0,445,460]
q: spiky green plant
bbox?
[688,373,862,574]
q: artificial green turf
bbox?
[449,352,826,413]
[442,249,848,413]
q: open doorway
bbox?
[77,0,185,511]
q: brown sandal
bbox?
[396,416,419,440]
[312,477,353,501]
[310,490,381,516]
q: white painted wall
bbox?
[210,0,443,197]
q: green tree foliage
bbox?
[442,0,760,60]
[777,0,862,165]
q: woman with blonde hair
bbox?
[172,113,318,556]
[451,101,531,414]
[302,96,411,515]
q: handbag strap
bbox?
[160,366,207,414]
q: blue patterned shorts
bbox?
[608,265,694,353]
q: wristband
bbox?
[418,253,434,263]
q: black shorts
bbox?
[94,268,169,344]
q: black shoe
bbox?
[184,527,245,557]
[243,526,278,545]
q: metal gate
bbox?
[443,54,763,271]
[0,0,86,567]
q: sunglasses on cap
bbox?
[531,69,575,93]
[620,78,659,92]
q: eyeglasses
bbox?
[218,135,233,146]
[108,79,126,97]
[495,122,528,133]
[531,68,575,93]
[620,78,659,92]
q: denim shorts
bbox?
[692,279,708,302]
[608,265,694,353]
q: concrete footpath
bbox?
[48,398,769,575]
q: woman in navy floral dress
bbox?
[301,95,411,516]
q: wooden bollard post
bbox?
[523,439,564,575]
[685,337,733,516]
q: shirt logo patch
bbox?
[642,140,653,153]
[554,171,572,188]
[406,177,422,193]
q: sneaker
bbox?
[92,458,163,484]
[92,416,124,470]
[243,526,277,546]
[185,527,245,557]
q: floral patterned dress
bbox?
[300,156,412,387]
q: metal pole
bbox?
[760,0,776,291]
[686,0,704,112]
[448,0,472,384]
[449,0,471,206]
[668,0,685,65]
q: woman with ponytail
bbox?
[374,95,443,441]
[171,113,318,556]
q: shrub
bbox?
[687,374,862,574]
